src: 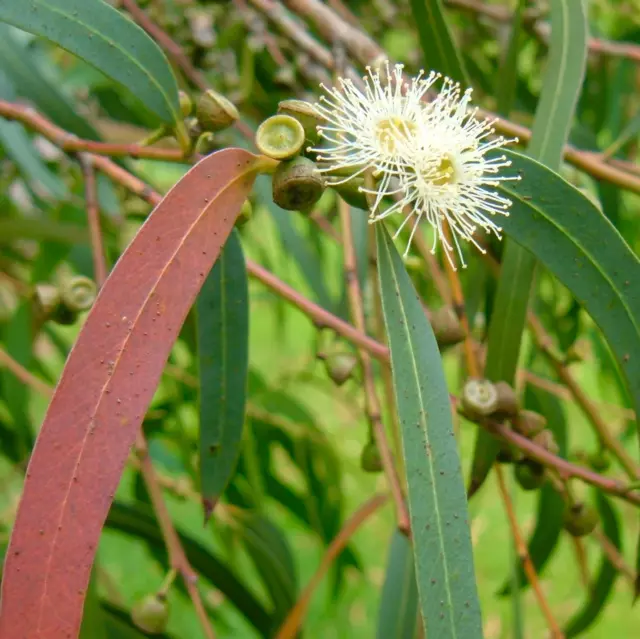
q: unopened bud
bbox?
[332,178,368,210]
[196,89,239,133]
[131,594,170,634]
[531,429,559,455]
[59,276,97,313]
[277,99,324,145]
[563,501,598,537]
[256,114,305,160]
[513,409,547,438]
[324,352,358,386]
[430,307,465,348]
[179,90,193,118]
[514,459,545,490]
[493,381,519,419]
[272,156,325,211]
[360,440,383,473]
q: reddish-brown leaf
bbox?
[0,148,261,639]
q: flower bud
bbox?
[588,450,611,472]
[178,90,193,118]
[131,594,170,634]
[59,276,97,313]
[194,132,217,155]
[493,381,519,419]
[360,440,383,473]
[324,352,358,386]
[430,307,465,348]
[513,409,547,438]
[256,115,305,160]
[332,178,368,210]
[563,501,598,537]
[33,283,62,322]
[531,429,559,455]
[514,459,545,490]
[461,378,498,420]
[277,99,324,145]
[196,89,239,133]
[272,156,325,211]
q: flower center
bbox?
[430,154,457,186]
[374,117,416,154]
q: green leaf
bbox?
[376,225,482,638]
[0,23,98,139]
[230,511,298,631]
[499,382,568,595]
[106,500,272,636]
[496,151,640,434]
[409,0,468,85]
[0,0,180,124]
[376,530,419,639]
[196,230,249,519]
[495,0,526,115]
[0,71,68,199]
[79,567,107,639]
[469,0,588,495]
[565,493,622,637]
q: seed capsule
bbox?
[332,178,369,210]
[256,114,305,160]
[461,378,498,420]
[361,440,383,473]
[178,90,193,118]
[277,99,324,145]
[563,501,598,537]
[131,594,170,634]
[430,307,465,348]
[513,409,547,438]
[59,276,97,313]
[324,352,358,386]
[514,459,545,490]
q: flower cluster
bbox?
[310,61,519,269]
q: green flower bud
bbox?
[430,307,465,348]
[563,501,598,537]
[514,459,545,490]
[194,131,217,155]
[531,429,559,456]
[493,381,519,419]
[256,115,305,160]
[272,156,325,211]
[33,283,62,323]
[131,594,170,635]
[196,89,239,133]
[513,409,547,438]
[324,352,358,386]
[361,440,383,473]
[588,450,611,472]
[461,378,498,420]
[332,178,368,210]
[59,276,97,313]
[277,99,324,145]
[178,90,193,118]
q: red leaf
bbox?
[0,148,261,639]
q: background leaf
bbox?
[196,229,249,518]
[0,0,180,124]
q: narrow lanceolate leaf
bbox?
[409,0,468,86]
[0,148,263,639]
[376,531,419,639]
[0,0,180,124]
[196,229,249,519]
[231,511,298,631]
[497,151,640,434]
[0,23,98,139]
[565,494,621,637]
[0,71,68,199]
[376,225,482,638]
[469,0,588,495]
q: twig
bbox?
[338,199,410,533]
[593,528,636,586]
[0,100,185,161]
[274,493,389,639]
[79,154,108,287]
[280,0,640,195]
[496,465,565,639]
[135,433,216,639]
[0,345,53,399]
[528,314,640,480]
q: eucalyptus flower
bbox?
[312,63,519,270]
